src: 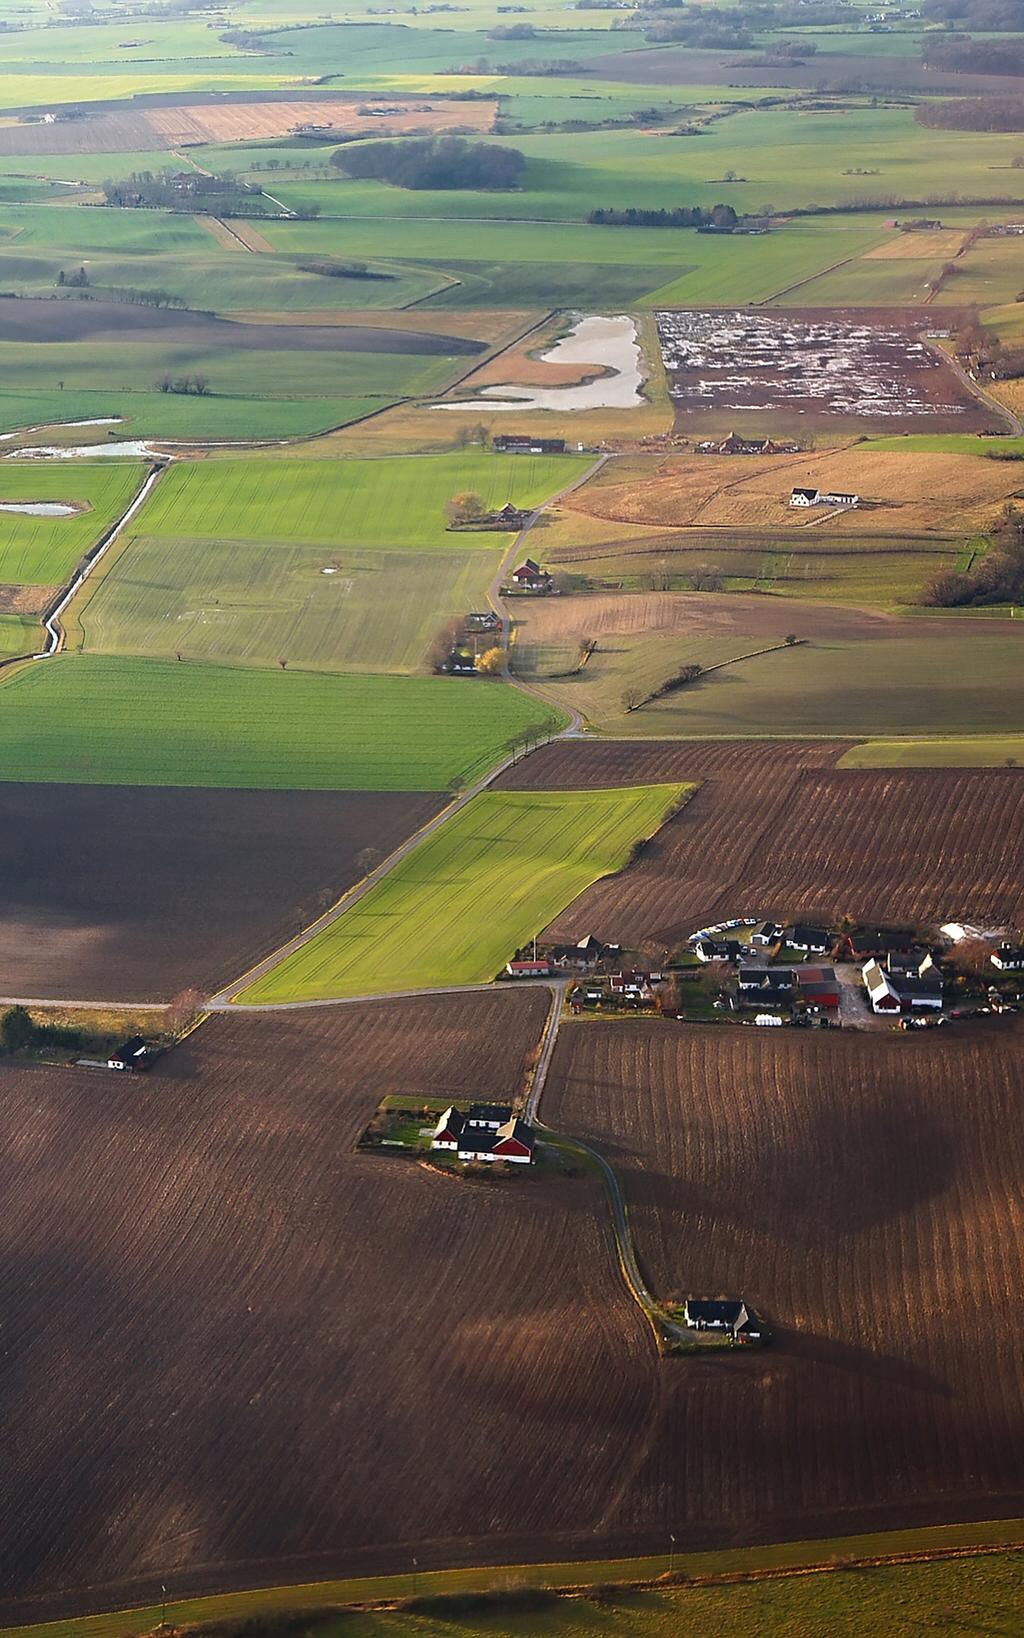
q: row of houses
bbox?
[737,964,841,1012]
[695,431,799,456]
[431,1102,535,1165]
[506,935,621,978]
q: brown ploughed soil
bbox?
[545,1018,1024,1551]
[0,784,443,1001]
[497,743,1024,951]
[0,994,655,1619]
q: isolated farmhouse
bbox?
[431,1103,535,1164]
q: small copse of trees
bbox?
[331,134,526,190]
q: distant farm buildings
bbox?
[790,487,860,509]
[696,431,798,456]
[493,434,568,455]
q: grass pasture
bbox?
[0,460,144,586]
[0,656,561,790]
[6,1540,1024,1638]
[601,631,1024,739]
[238,783,687,1002]
[74,537,503,674]
[840,736,1024,768]
[135,452,590,552]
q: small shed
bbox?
[107,1036,150,1072]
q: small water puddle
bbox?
[0,500,80,516]
[7,440,155,459]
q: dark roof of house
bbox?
[994,945,1024,960]
[893,975,944,1000]
[854,928,917,953]
[433,1105,466,1138]
[791,486,819,499]
[791,926,830,946]
[112,1035,147,1059]
[467,1102,514,1124]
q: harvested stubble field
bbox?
[497,743,1024,952]
[545,1019,1024,1544]
[0,784,443,1002]
[145,96,498,146]
[0,996,669,1620]
[563,450,1024,538]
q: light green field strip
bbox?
[840,736,1024,768]
[239,783,688,1002]
[0,461,144,585]
[135,452,591,551]
[4,1522,1024,1638]
[75,539,504,674]
[0,656,562,790]
[862,435,1024,457]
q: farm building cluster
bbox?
[655,309,973,422]
[685,920,1024,1028]
[790,485,859,508]
[431,1102,535,1165]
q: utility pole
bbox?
[160,1584,167,1628]
[669,1533,676,1576]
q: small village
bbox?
[504,923,1024,1032]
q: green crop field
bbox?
[239,782,686,1002]
[74,537,503,673]
[841,735,1024,767]
[0,390,385,442]
[0,655,562,789]
[0,460,145,585]
[136,452,591,552]
[0,612,39,657]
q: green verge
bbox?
[0,461,145,585]
[238,784,687,1002]
[6,1523,1024,1638]
[840,736,1024,768]
[134,451,592,552]
[0,656,562,790]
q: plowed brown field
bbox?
[0,993,663,1621]
[0,784,444,1001]
[497,743,1024,950]
[545,1018,1024,1544]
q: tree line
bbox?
[588,203,739,227]
[331,135,526,190]
[916,98,1024,130]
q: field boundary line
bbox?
[4,1520,1024,1631]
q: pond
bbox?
[0,501,81,516]
[437,314,644,413]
